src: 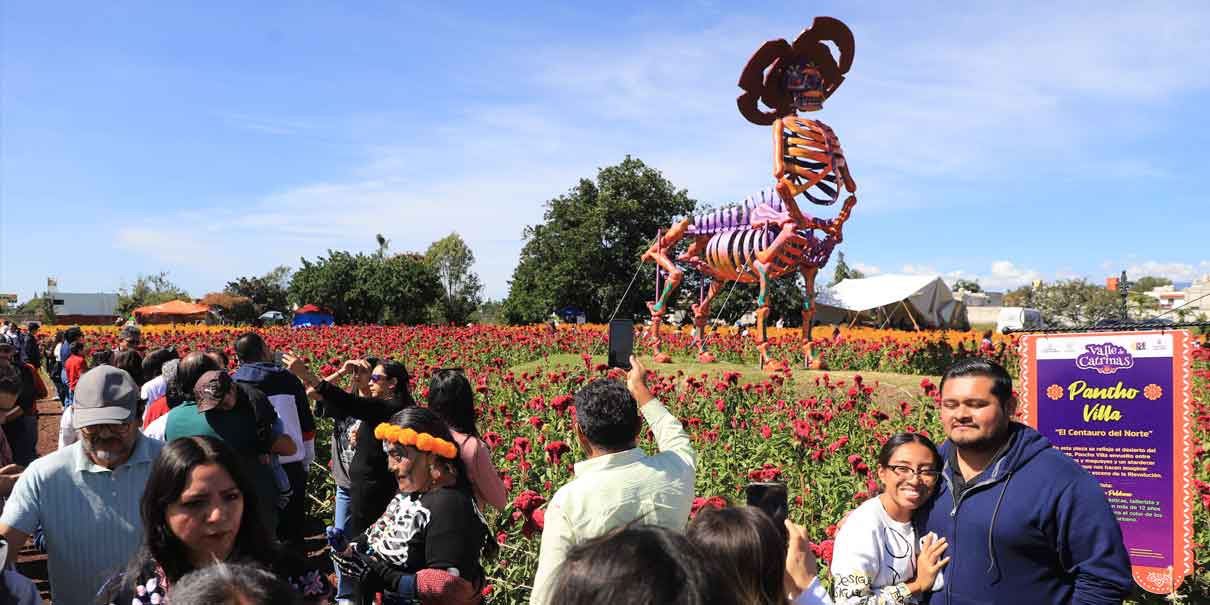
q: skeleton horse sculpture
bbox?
[642,17,858,371]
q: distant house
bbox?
[53,292,120,325]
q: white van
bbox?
[996,307,1044,333]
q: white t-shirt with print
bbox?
[830,496,943,605]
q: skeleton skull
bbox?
[783,62,825,112]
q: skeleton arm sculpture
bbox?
[642,17,857,371]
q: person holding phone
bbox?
[831,432,949,605]
[529,356,696,605]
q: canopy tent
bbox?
[292,304,335,327]
[814,274,968,330]
[132,300,211,324]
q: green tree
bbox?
[380,253,442,325]
[288,249,439,325]
[117,272,191,316]
[474,299,505,324]
[1028,279,1120,326]
[425,232,484,325]
[829,252,865,286]
[502,156,697,324]
[1003,284,1034,306]
[952,278,983,293]
[225,266,292,315]
[1131,275,1172,294]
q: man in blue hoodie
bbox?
[232,331,316,550]
[917,357,1132,605]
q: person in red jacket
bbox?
[64,341,88,403]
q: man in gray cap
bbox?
[0,366,164,605]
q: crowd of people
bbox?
[0,319,1145,604]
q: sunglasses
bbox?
[369,374,390,383]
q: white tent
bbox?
[814,274,968,330]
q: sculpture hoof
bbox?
[654,353,673,364]
[697,352,716,363]
[763,360,786,373]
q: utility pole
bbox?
[1119,270,1131,322]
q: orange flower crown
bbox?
[374,423,458,459]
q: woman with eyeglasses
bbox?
[831,432,949,605]
[426,369,508,511]
[330,406,489,605]
[282,353,413,604]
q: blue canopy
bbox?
[291,311,334,327]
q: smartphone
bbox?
[746,482,789,533]
[607,319,634,369]
[273,351,285,367]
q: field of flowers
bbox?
[48,324,1208,603]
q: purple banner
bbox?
[1033,335,1175,567]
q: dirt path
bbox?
[13,397,63,601]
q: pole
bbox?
[1119,270,1130,321]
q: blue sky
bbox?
[2,2,1208,303]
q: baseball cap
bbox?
[194,370,233,412]
[72,366,139,429]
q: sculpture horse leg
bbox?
[799,265,825,370]
[753,260,785,372]
[690,279,726,363]
[642,218,692,363]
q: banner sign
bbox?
[1019,330,1194,594]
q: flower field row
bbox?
[45,325,1208,603]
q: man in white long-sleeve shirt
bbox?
[529,356,696,605]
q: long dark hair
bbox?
[137,436,277,583]
[378,360,414,405]
[687,506,785,605]
[427,369,479,438]
[112,349,146,386]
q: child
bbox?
[64,340,87,405]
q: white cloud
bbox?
[853,262,881,275]
[1124,261,1210,283]
[109,4,1210,301]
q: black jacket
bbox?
[315,380,412,535]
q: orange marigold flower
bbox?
[1144,384,1163,400]
[1046,384,1063,401]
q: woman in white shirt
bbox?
[831,432,949,605]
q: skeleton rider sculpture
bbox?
[642,16,858,371]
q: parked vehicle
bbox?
[996,307,1045,333]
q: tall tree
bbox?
[425,232,484,325]
[225,266,292,314]
[288,250,439,325]
[117,272,191,315]
[829,252,865,286]
[1131,275,1172,293]
[503,156,697,324]
[1027,279,1120,326]
[951,278,983,293]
